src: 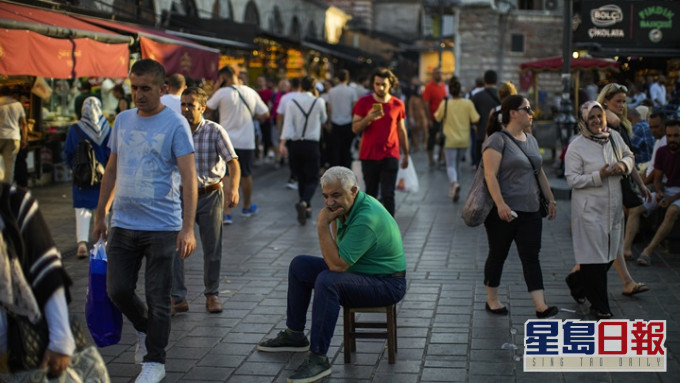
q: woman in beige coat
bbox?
[565,101,635,319]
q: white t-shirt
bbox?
[327,84,358,125]
[276,91,300,115]
[0,96,25,140]
[207,86,268,149]
[281,92,327,142]
[160,94,182,115]
[649,82,667,106]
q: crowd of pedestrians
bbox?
[3,57,680,383]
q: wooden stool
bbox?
[342,304,397,364]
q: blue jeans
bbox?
[107,227,178,364]
[286,255,406,355]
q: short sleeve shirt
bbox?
[110,107,195,231]
[422,81,447,119]
[336,191,406,274]
[654,146,680,187]
[353,95,405,161]
[0,96,26,140]
[328,84,358,125]
[206,85,268,150]
[483,131,542,212]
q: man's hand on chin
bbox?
[318,206,345,226]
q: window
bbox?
[511,34,525,52]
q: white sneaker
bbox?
[134,331,147,364]
[135,362,165,383]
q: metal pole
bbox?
[556,0,576,147]
[438,0,443,68]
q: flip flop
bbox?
[637,254,651,266]
[622,282,650,297]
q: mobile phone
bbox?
[372,103,383,113]
[510,211,518,219]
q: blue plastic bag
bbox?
[86,239,122,347]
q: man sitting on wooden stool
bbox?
[256,166,407,383]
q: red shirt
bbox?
[258,88,274,104]
[422,81,447,119]
[353,94,405,160]
[654,146,680,187]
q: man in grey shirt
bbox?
[327,70,358,168]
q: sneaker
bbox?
[296,201,308,225]
[287,353,331,383]
[286,180,299,190]
[223,214,233,225]
[135,362,165,383]
[134,331,147,364]
[241,204,258,217]
[257,330,310,352]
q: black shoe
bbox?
[296,201,308,225]
[536,306,559,319]
[257,330,310,352]
[485,302,508,315]
[288,353,331,383]
[590,307,613,319]
[565,272,586,304]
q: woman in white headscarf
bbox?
[565,101,635,319]
[64,97,111,258]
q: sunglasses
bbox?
[516,106,533,115]
[607,83,628,95]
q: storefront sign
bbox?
[574,1,680,50]
[140,37,218,80]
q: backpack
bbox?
[72,127,105,189]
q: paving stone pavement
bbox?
[30,151,679,382]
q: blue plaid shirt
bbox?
[630,120,655,163]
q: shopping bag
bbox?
[395,157,419,193]
[461,165,494,227]
[85,239,122,347]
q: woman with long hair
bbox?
[482,95,558,318]
[564,101,635,318]
[434,76,479,202]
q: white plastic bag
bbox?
[396,157,419,193]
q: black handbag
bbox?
[610,137,644,208]
[500,131,550,217]
[7,311,88,371]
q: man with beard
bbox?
[255,166,406,383]
[171,87,240,315]
[623,120,680,266]
[351,68,409,216]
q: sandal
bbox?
[622,282,650,297]
[637,254,651,266]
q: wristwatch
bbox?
[550,200,557,206]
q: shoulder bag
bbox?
[609,136,644,208]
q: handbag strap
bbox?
[499,130,543,191]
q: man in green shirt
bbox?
[256,166,407,383]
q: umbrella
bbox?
[519,56,620,111]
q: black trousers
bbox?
[575,262,614,315]
[260,120,273,157]
[361,157,399,216]
[483,207,544,292]
[427,121,443,152]
[329,123,355,169]
[289,140,320,205]
[473,139,484,167]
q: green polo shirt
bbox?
[336,191,406,274]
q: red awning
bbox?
[519,57,620,72]
[76,16,219,79]
[0,29,129,78]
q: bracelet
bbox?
[549,200,557,206]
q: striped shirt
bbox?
[192,119,238,187]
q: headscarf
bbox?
[77,96,110,146]
[579,101,610,145]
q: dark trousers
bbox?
[427,121,443,152]
[286,141,296,182]
[289,140,320,205]
[260,120,273,157]
[483,208,544,292]
[329,123,355,168]
[473,139,484,167]
[286,255,406,355]
[107,228,178,363]
[361,157,399,216]
[576,262,614,314]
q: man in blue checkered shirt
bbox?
[171,86,241,315]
